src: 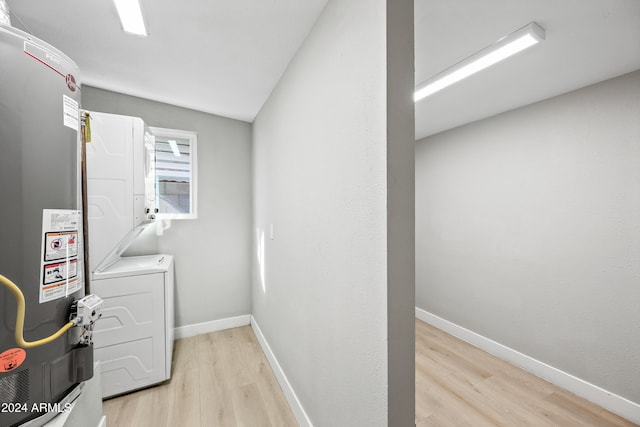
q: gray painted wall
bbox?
[82,86,252,327]
[416,69,640,404]
[386,0,416,424]
[252,0,414,425]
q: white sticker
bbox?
[43,259,77,285]
[63,95,79,131]
[44,231,78,261]
[39,209,83,303]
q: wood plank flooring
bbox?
[416,319,638,427]
[102,326,297,427]
[103,321,638,426]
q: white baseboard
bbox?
[415,307,640,425]
[174,314,251,339]
[250,316,313,427]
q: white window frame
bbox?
[150,126,198,220]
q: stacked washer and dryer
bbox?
[85,112,175,399]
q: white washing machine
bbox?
[85,111,175,399]
[91,252,174,399]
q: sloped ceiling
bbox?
[6,1,640,138]
[415,0,640,139]
[6,0,328,122]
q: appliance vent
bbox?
[0,369,29,404]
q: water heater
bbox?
[0,22,97,427]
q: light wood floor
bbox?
[104,322,638,427]
[416,319,638,427]
[103,325,297,427]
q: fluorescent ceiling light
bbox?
[168,140,182,157]
[414,22,545,102]
[113,0,147,36]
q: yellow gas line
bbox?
[0,273,75,348]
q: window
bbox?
[150,127,197,219]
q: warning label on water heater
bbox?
[63,95,79,131]
[44,231,78,261]
[0,348,26,373]
[39,210,82,303]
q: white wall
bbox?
[252,0,414,425]
[416,70,640,405]
[82,86,252,328]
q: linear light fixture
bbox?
[168,140,182,157]
[113,0,147,36]
[414,22,545,102]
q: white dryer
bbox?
[86,111,174,399]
